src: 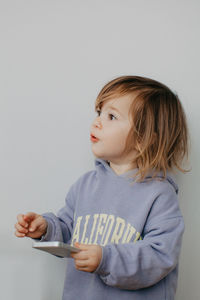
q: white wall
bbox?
[0,1,199,299]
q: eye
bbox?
[96,109,101,116]
[109,114,116,120]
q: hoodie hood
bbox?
[95,158,178,194]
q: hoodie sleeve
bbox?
[95,186,185,290]
[40,185,75,243]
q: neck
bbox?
[108,160,137,175]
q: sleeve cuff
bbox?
[94,245,110,277]
[40,216,54,241]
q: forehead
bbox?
[102,94,134,115]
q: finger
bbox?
[28,216,44,232]
[17,214,28,228]
[74,242,90,250]
[71,251,89,260]
[75,266,91,272]
[75,259,90,268]
[15,230,26,238]
[71,252,89,260]
[15,223,28,234]
[71,254,88,260]
[24,212,37,222]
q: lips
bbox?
[90,134,99,142]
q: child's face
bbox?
[90,94,136,164]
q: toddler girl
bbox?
[15,75,190,300]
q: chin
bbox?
[93,153,104,159]
[91,147,114,161]
[92,151,106,160]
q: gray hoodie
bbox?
[41,158,184,300]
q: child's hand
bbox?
[15,212,48,239]
[71,242,102,273]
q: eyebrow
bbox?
[102,105,121,115]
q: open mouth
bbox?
[90,134,99,142]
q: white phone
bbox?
[32,241,80,258]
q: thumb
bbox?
[28,217,44,232]
[74,242,89,250]
[25,214,43,232]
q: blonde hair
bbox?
[95,75,191,183]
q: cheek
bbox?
[103,122,131,143]
[108,131,128,148]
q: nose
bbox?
[92,116,102,129]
